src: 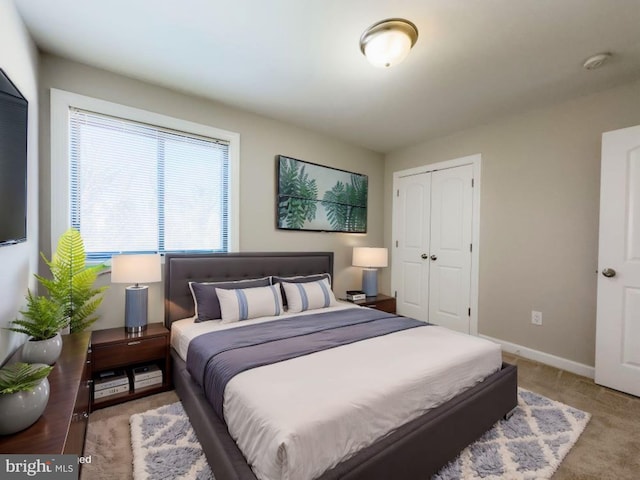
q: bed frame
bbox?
[165,252,518,480]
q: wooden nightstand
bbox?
[350,294,396,314]
[91,323,171,409]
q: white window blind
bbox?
[69,108,231,260]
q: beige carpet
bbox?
[503,353,640,480]
[82,391,179,480]
[82,354,640,479]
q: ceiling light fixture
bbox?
[360,18,418,68]
[582,52,612,71]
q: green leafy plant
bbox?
[278,158,319,229]
[37,228,108,333]
[322,174,368,232]
[0,363,53,395]
[7,291,67,340]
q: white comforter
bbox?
[172,305,501,480]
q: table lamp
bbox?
[352,247,388,297]
[111,254,161,332]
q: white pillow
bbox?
[216,285,283,323]
[188,277,271,322]
[281,278,336,313]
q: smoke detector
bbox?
[583,53,612,70]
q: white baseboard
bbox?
[480,334,595,379]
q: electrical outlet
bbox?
[531,310,542,326]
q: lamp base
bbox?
[124,285,148,333]
[126,324,147,334]
[361,268,379,297]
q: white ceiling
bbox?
[14,0,640,153]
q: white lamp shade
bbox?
[364,29,412,68]
[352,247,388,268]
[111,254,161,284]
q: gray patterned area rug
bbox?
[130,388,590,480]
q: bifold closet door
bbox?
[393,165,474,333]
[428,165,473,333]
[393,172,431,321]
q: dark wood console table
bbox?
[0,331,92,454]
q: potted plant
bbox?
[38,228,108,333]
[6,229,107,364]
[0,362,53,435]
[8,292,68,365]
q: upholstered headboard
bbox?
[163,252,334,328]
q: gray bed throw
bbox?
[186,308,426,418]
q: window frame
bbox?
[50,89,240,258]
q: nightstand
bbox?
[90,323,171,409]
[349,294,396,314]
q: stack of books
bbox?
[132,364,163,391]
[346,290,366,301]
[94,369,129,401]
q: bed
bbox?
[165,252,518,480]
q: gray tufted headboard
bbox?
[164,252,334,328]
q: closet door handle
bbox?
[421,254,428,259]
[430,255,438,261]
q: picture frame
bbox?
[276,155,368,233]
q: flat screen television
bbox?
[0,68,28,246]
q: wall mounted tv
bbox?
[0,69,28,246]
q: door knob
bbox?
[602,268,616,278]
[421,254,428,259]
[430,255,438,261]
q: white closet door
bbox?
[393,172,431,321]
[393,164,474,332]
[428,165,474,333]
[595,125,640,397]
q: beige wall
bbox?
[383,79,640,367]
[38,54,384,331]
[33,52,640,366]
[0,1,39,364]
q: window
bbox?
[51,90,239,260]
[69,110,230,259]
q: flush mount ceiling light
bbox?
[582,52,612,70]
[360,18,419,68]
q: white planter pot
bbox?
[21,333,63,365]
[0,377,50,435]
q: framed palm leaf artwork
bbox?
[276,155,368,233]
